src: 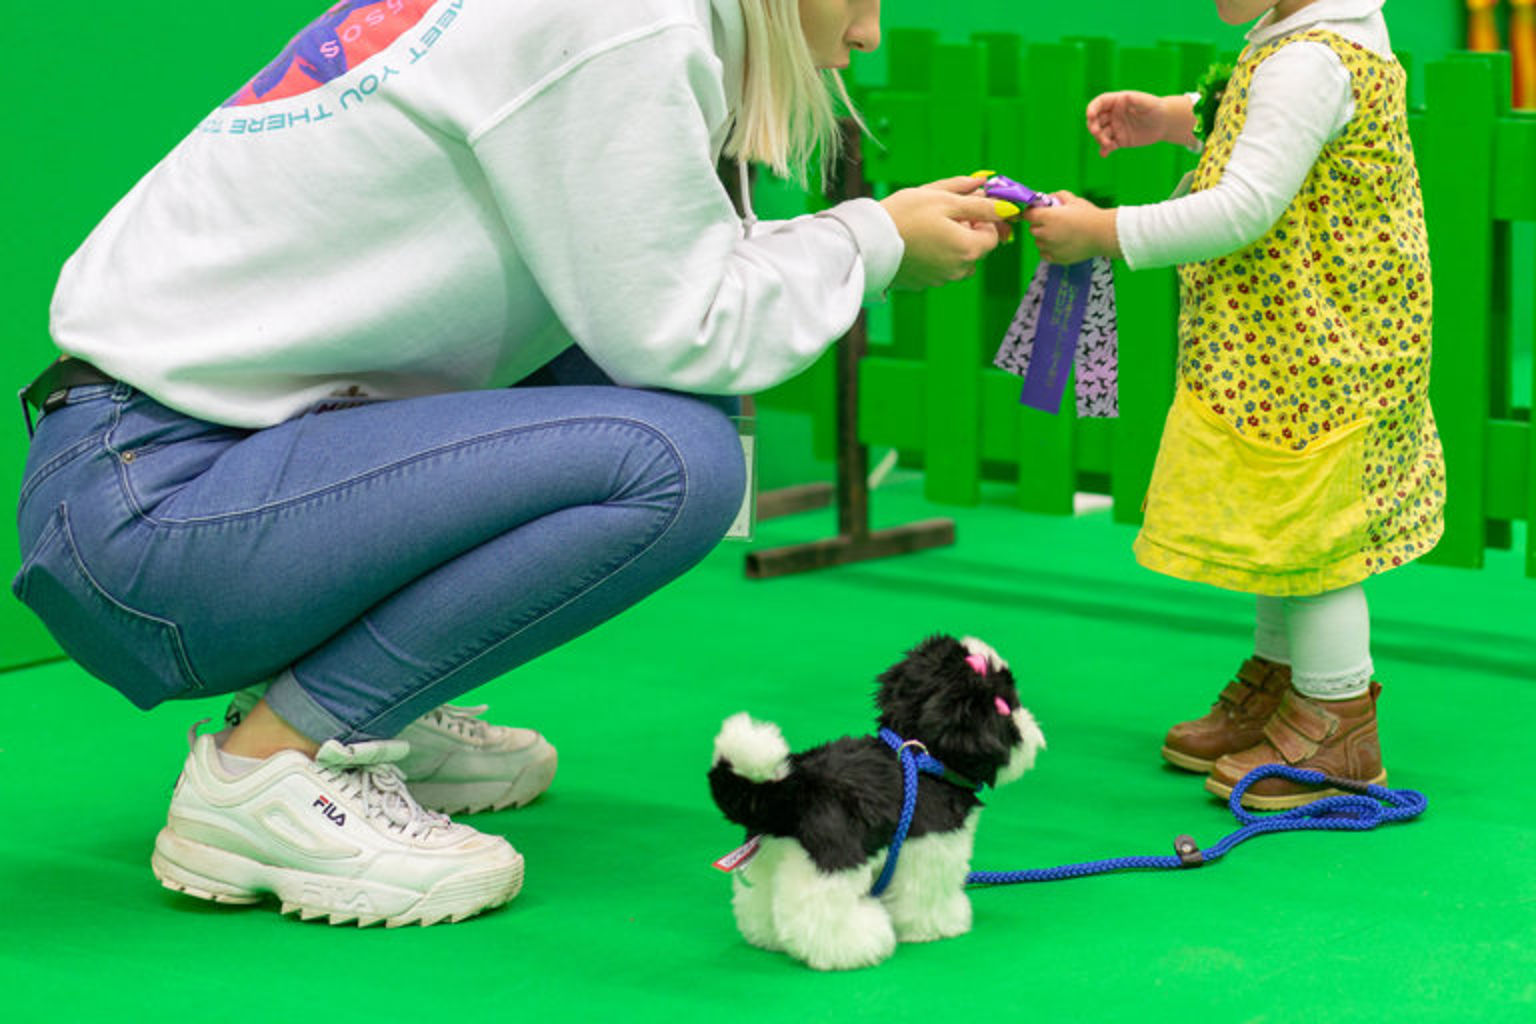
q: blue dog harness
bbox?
[870,728,983,896]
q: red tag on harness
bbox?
[713,835,763,872]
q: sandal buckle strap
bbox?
[1264,691,1339,763]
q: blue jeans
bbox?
[13,352,744,742]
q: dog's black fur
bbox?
[709,634,1027,873]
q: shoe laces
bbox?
[422,703,495,743]
[316,741,455,839]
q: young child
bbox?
[1021,0,1442,808]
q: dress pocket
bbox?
[1141,389,1369,573]
[12,505,202,709]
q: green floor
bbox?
[2,475,1532,1023]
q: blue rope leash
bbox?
[967,765,1428,885]
[867,731,1428,893]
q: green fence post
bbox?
[1157,39,1220,88]
[864,29,942,187]
[921,42,989,506]
[1101,45,1187,525]
[975,33,1028,381]
[1064,37,1119,205]
[1004,41,1089,515]
[858,31,930,466]
[857,29,935,472]
[972,32,1023,97]
[886,27,939,90]
[1489,111,1536,576]
[857,36,993,505]
[865,25,941,368]
[1420,54,1502,568]
[1065,37,1121,491]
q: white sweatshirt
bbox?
[1117,0,1394,270]
[50,0,902,428]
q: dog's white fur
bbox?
[733,838,895,970]
[998,706,1047,784]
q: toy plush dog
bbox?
[708,634,1045,971]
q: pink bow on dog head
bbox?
[966,652,1010,714]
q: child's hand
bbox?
[1022,192,1120,265]
[1086,90,1169,156]
[880,177,1010,290]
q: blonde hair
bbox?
[729,0,862,187]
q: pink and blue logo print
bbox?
[224,0,437,107]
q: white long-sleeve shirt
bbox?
[50,0,902,428]
[1116,0,1393,270]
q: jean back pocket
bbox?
[12,504,202,709]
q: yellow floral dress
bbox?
[1134,30,1445,597]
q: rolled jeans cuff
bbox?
[264,669,351,744]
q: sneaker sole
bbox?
[1203,769,1389,810]
[407,749,559,816]
[151,829,524,927]
[1160,746,1217,774]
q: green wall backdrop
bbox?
[0,2,1467,669]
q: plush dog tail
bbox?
[709,713,797,834]
[713,712,790,781]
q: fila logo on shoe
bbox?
[312,795,347,827]
[300,881,375,914]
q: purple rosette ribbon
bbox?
[982,176,1118,418]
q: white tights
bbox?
[1252,584,1374,700]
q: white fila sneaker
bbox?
[394,704,559,815]
[225,691,558,816]
[151,730,524,927]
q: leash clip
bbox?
[1173,834,1204,867]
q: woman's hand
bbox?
[880,177,1010,290]
[1022,192,1121,265]
[1086,90,1172,156]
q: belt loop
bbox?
[19,387,35,440]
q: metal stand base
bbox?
[754,482,834,521]
[745,519,955,578]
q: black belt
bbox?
[19,357,119,438]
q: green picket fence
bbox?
[1415,51,1536,575]
[856,30,1210,521]
[759,32,1536,578]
